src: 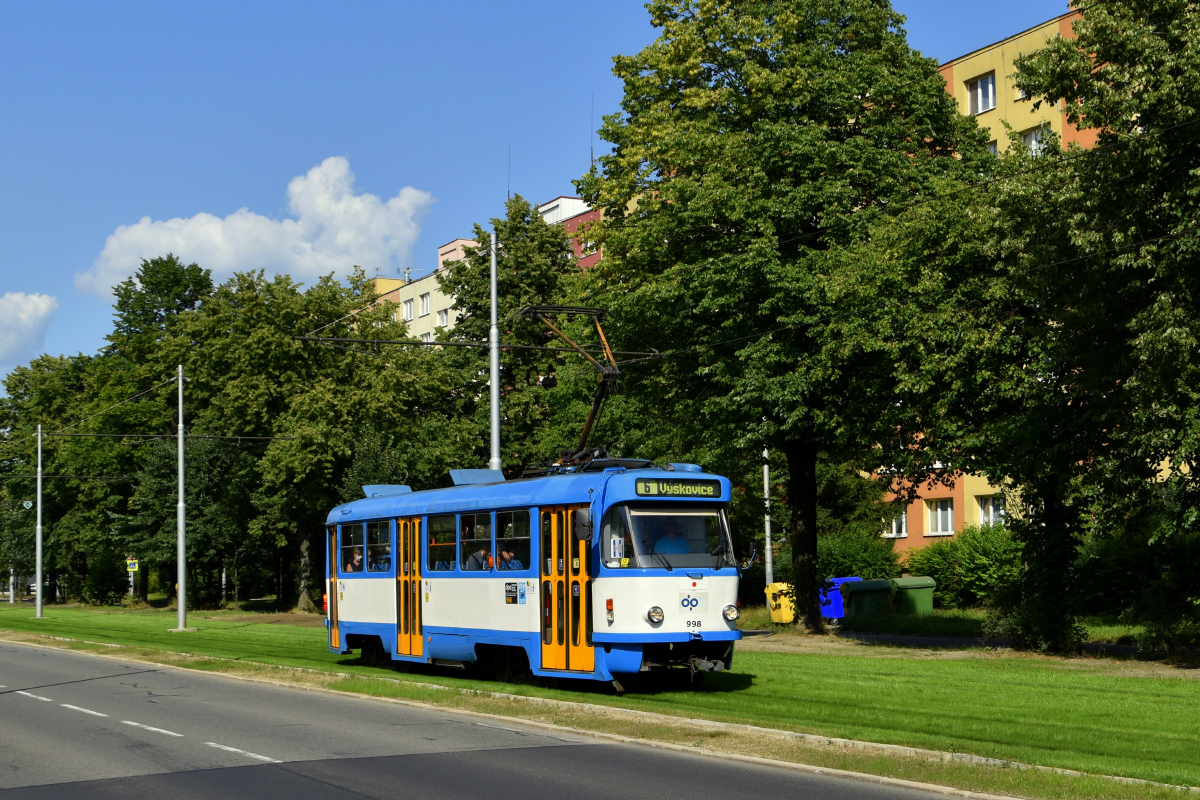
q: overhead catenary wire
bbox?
[44,433,298,440]
[0,475,134,481]
[296,335,656,357]
[0,375,179,459]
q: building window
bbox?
[1021,126,1046,154]
[986,141,998,155]
[419,332,431,342]
[979,496,1006,525]
[437,309,449,327]
[968,73,996,115]
[419,293,430,316]
[928,499,954,536]
[883,513,907,539]
[403,299,414,321]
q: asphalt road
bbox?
[0,641,939,799]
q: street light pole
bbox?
[35,424,42,618]
[763,446,774,586]
[173,365,190,631]
[488,230,501,472]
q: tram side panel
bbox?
[329,521,398,654]
[422,576,540,662]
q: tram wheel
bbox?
[361,637,385,668]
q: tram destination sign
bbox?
[635,478,721,498]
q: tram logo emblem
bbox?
[679,592,709,612]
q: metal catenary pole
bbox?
[174,365,188,631]
[35,424,43,618]
[763,446,774,586]
[488,230,501,472]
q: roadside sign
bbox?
[23,500,32,509]
[126,559,139,573]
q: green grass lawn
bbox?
[1,605,1197,788]
[827,607,1142,644]
[838,609,989,638]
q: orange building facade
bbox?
[938,10,1097,154]
[882,473,1009,555]
[885,11,1099,554]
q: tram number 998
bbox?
[686,620,702,628]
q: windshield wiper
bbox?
[642,532,673,572]
[712,537,734,567]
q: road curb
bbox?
[3,633,1196,796]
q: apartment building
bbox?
[880,12,1102,553]
[939,10,1097,154]
[538,196,602,269]
[882,473,1009,555]
[370,238,472,341]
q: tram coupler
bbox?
[687,655,725,680]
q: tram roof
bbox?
[325,466,730,524]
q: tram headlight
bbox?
[647,606,664,624]
[722,604,740,622]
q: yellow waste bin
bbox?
[765,582,794,624]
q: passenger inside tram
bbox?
[465,546,491,571]
[497,541,525,570]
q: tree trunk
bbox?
[1017,474,1081,652]
[295,531,319,613]
[784,437,824,632]
[138,563,148,601]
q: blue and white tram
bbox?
[325,463,741,682]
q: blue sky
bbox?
[0,0,1069,377]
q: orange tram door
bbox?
[539,506,594,673]
[327,525,341,651]
[395,517,423,658]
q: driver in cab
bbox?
[652,519,690,555]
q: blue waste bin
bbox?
[819,577,861,619]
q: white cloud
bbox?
[76,157,434,296]
[0,293,57,366]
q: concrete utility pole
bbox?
[488,230,501,472]
[763,446,774,586]
[172,365,191,631]
[35,424,43,618]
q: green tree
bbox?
[437,194,583,470]
[981,0,1200,647]
[578,0,989,627]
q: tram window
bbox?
[426,515,456,571]
[495,510,531,571]
[601,505,736,569]
[340,523,365,574]
[601,508,636,569]
[541,512,553,576]
[366,521,391,572]
[460,513,493,571]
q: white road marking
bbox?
[121,720,183,737]
[62,704,107,717]
[205,742,281,763]
[16,691,52,701]
[474,722,529,736]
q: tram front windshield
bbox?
[601,505,735,569]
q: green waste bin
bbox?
[891,576,936,616]
[842,579,893,619]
